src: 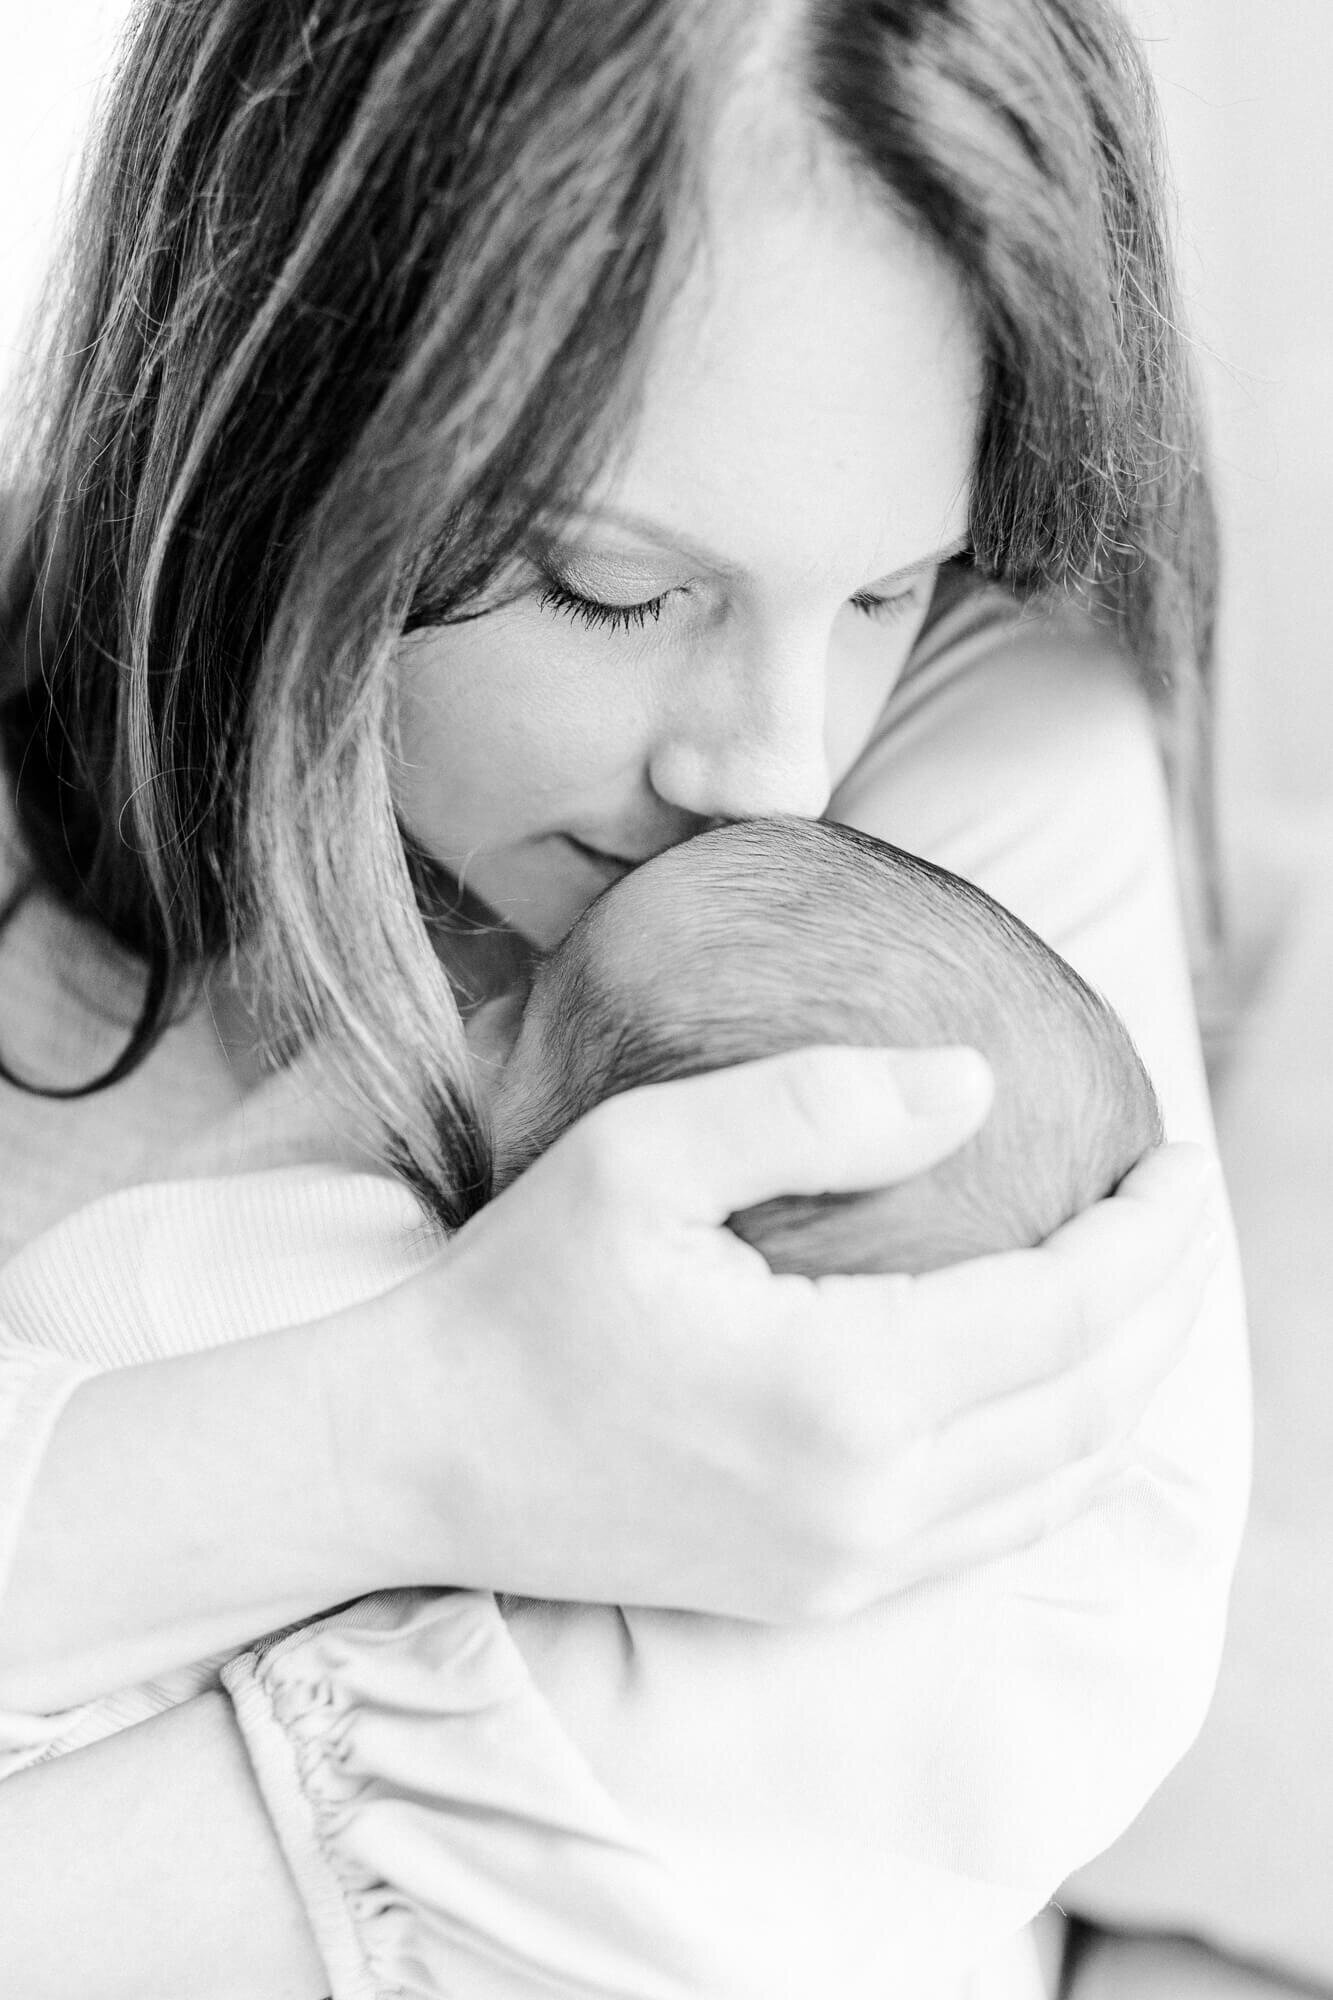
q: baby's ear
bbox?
[465,989,528,1070]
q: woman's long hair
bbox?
[0,0,1217,1223]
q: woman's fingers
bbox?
[874,1448,1131,1599]
[565,1043,994,1223]
[1038,1139,1222,1322]
[737,1139,1225,1615]
[754,1199,1221,1620]
[888,1222,1222,1527]
[808,1141,1221,1426]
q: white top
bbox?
[0,584,1251,1998]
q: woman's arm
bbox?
[0,1064,973,1716]
[0,1271,437,1715]
[0,1690,328,2000]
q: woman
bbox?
[0,1,1247,1994]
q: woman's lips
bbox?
[562,834,639,882]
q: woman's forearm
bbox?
[0,1690,328,2000]
[0,1287,431,1714]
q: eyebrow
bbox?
[554,502,973,592]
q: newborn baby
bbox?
[476,816,1163,1275]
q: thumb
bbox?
[597,1044,993,1224]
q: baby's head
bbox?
[479,818,1162,1275]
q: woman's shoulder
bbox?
[876,572,1158,779]
[830,576,1220,1146]
[830,578,1170,944]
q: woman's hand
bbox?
[390,1045,1223,1620]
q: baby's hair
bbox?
[490,818,1162,1275]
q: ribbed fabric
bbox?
[0,1167,440,1369]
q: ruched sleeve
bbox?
[223,1589,744,2000]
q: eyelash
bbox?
[536,580,920,634]
[537,582,668,631]
[848,589,921,625]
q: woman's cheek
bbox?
[388,622,544,847]
[387,614,642,849]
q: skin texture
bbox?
[391,130,980,948]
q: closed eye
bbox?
[537,577,925,634]
[537,581,670,632]
[848,588,921,624]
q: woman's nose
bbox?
[647,633,833,823]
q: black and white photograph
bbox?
[0,4,1327,1995]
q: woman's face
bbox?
[391,139,981,948]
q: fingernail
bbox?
[886,1047,994,1118]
